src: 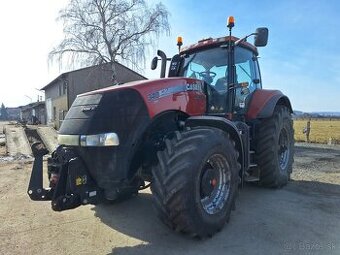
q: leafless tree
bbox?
[50,0,170,82]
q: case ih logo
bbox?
[148,82,203,102]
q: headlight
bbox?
[58,134,80,146]
[58,133,119,147]
[80,133,119,147]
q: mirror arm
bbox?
[235,32,257,46]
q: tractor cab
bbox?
[152,17,268,118]
[179,41,261,115]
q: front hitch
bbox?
[27,142,52,200]
[27,142,103,211]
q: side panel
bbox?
[246,89,292,120]
[133,78,206,118]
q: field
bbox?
[294,119,340,144]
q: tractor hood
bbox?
[59,77,206,138]
[80,77,206,118]
[81,77,202,98]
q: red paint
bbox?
[82,77,206,118]
[246,89,282,120]
[136,78,206,118]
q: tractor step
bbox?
[244,162,260,182]
[244,175,260,182]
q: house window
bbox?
[62,80,67,95]
[59,110,67,121]
[53,107,56,120]
[58,81,67,96]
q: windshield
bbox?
[182,47,228,89]
[182,46,257,87]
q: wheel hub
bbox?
[278,128,290,171]
[200,154,231,215]
[200,168,218,198]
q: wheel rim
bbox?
[200,154,231,215]
[278,128,290,171]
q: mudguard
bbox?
[246,89,292,120]
[185,116,247,180]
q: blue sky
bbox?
[147,0,340,112]
[0,0,339,112]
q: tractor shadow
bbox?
[91,191,201,254]
[91,181,340,255]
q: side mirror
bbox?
[254,27,268,47]
[151,57,158,70]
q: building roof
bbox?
[19,101,45,110]
[41,62,147,90]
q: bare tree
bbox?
[50,0,170,82]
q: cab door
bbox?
[234,47,261,113]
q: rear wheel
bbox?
[151,128,240,237]
[255,105,294,187]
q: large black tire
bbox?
[151,128,240,238]
[255,105,294,188]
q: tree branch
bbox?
[49,0,170,78]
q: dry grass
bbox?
[294,119,340,144]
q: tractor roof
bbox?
[180,36,258,55]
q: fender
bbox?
[185,116,245,177]
[246,89,293,120]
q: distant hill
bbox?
[293,110,304,116]
[311,112,340,117]
[293,110,340,118]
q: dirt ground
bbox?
[0,143,339,255]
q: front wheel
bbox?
[151,128,240,238]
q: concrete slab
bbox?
[0,134,5,146]
[0,121,10,134]
[36,126,58,153]
[4,125,31,156]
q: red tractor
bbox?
[28,17,294,238]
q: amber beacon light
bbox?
[227,16,235,28]
[177,36,183,52]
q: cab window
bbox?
[235,47,260,93]
[234,47,261,111]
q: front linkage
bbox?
[27,142,103,211]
